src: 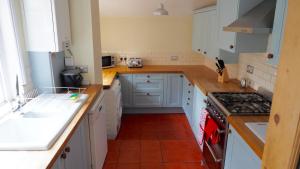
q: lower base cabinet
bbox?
[224,125,261,169]
[51,115,91,169]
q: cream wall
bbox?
[100,16,204,65]
[69,0,102,84]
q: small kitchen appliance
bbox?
[203,92,272,169]
[102,55,115,68]
[61,69,83,87]
[127,58,143,68]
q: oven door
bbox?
[102,56,113,68]
[203,114,226,169]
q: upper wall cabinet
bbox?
[267,0,288,66]
[22,0,71,52]
[192,6,219,59]
[217,0,270,62]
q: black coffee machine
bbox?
[61,69,83,87]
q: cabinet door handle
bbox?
[267,53,274,59]
[146,80,150,83]
[98,105,103,112]
[204,51,207,54]
[65,146,71,153]
[188,98,190,100]
[188,83,191,86]
[197,49,201,52]
[180,75,183,78]
[187,103,190,105]
[61,152,67,159]
[147,75,150,78]
[229,45,234,49]
[188,91,191,94]
[146,93,150,96]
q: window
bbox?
[0,0,26,106]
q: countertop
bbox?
[227,115,270,159]
[102,65,253,95]
[0,85,103,169]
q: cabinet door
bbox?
[192,12,203,53]
[224,126,261,169]
[165,74,183,107]
[51,156,65,169]
[218,0,238,53]
[200,12,209,55]
[119,74,133,107]
[191,86,207,143]
[64,117,90,169]
[207,9,219,59]
[268,0,287,66]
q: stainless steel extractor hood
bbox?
[223,0,276,34]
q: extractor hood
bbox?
[223,0,276,34]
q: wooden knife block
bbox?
[218,68,229,83]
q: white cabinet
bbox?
[182,76,194,123]
[22,0,71,52]
[217,0,269,61]
[104,79,122,139]
[165,74,183,107]
[268,0,287,66]
[119,74,133,107]
[191,86,207,144]
[192,6,219,59]
[51,115,91,169]
[224,125,261,169]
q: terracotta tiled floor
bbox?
[103,114,208,169]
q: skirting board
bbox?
[123,107,184,114]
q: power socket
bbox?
[247,65,254,74]
[170,56,178,61]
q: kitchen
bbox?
[0,0,299,169]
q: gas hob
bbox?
[208,92,272,116]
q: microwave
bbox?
[102,55,115,68]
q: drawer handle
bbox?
[188,98,190,100]
[187,103,190,105]
[146,80,150,83]
[188,91,191,94]
[188,83,191,86]
[147,75,150,78]
[146,93,150,96]
[65,146,71,153]
[61,153,67,159]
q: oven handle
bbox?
[205,141,223,163]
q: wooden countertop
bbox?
[102,65,253,94]
[228,115,270,159]
[0,85,102,169]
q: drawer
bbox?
[133,79,163,93]
[133,92,163,107]
[133,74,164,80]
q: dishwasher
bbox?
[88,92,107,169]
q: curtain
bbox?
[0,0,26,103]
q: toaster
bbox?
[127,58,143,68]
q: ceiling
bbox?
[99,0,216,16]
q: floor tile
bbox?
[118,149,140,163]
[140,149,162,163]
[141,140,160,151]
[103,163,117,169]
[103,114,208,169]
[140,163,163,169]
[120,140,140,151]
[117,163,140,169]
[106,151,119,163]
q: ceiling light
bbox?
[153,3,169,16]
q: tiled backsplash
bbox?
[238,53,278,92]
[103,51,205,65]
